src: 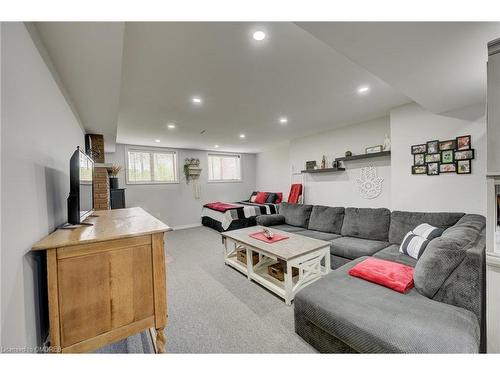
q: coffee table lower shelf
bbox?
[223,240,330,305]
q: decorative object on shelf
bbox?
[305,160,317,170]
[356,166,383,199]
[108,164,122,189]
[383,134,391,151]
[411,135,474,176]
[321,155,327,169]
[365,145,383,154]
[345,150,352,157]
[332,160,339,169]
[184,158,202,199]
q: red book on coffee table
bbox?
[249,231,289,243]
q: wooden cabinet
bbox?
[32,207,171,353]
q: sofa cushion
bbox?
[330,254,353,270]
[295,229,341,242]
[294,257,480,353]
[256,214,285,227]
[341,207,390,241]
[279,202,313,228]
[307,206,344,234]
[330,236,389,259]
[373,245,417,267]
[414,214,486,299]
[270,224,304,233]
[389,211,464,245]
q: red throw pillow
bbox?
[254,192,268,204]
[275,192,283,204]
[348,257,414,293]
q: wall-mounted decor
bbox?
[457,160,472,174]
[184,158,202,199]
[427,162,439,176]
[305,160,317,170]
[365,145,383,154]
[412,165,427,174]
[457,135,471,150]
[411,135,474,176]
[356,166,383,199]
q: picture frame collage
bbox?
[411,135,474,176]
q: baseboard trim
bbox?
[172,223,202,230]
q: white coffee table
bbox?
[221,226,331,305]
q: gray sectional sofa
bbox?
[256,203,486,353]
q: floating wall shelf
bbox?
[335,150,391,162]
[301,167,346,174]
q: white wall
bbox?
[390,103,486,215]
[105,144,257,229]
[288,117,391,207]
[255,142,291,200]
[1,23,85,349]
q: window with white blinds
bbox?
[127,148,178,184]
[207,154,241,182]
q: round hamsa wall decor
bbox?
[356,166,383,199]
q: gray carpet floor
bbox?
[99,226,315,353]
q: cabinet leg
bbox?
[156,328,166,353]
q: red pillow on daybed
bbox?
[254,192,269,204]
[348,257,414,293]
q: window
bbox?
[127,148,178,184]
[208,153,241,182]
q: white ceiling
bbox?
[296,22,500,117]
[32,22,500,153]
[35,22,125,152]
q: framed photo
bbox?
[454,149,474,160]
[425,153,440,163]
[412,165,427,175]
[456,135,471,151]
[411,144,427,154]
[440,163,457,173]
[427,140,439,154]
[439,139,457,151]
[305,160,317,170]
[441,150,454,164]
[427,162,439,176]
[457,160,471,174]
[414,154,425,166]
[365,145,383,154]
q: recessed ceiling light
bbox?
[214,145,219,148]
[357,86,370,94]
[155,139,161,143]
[279,117,288,124]
[167,123,176,129]
[192,97,202,104]
[239,134,246,139]
[253,30,266,41]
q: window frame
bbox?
[125,146,179,185]
[207,152,243,183]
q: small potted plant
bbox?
[108,165,122,189]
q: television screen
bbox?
[79,151,94,218]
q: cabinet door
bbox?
[57,244,154,347]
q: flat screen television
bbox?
[67,146,94,224]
